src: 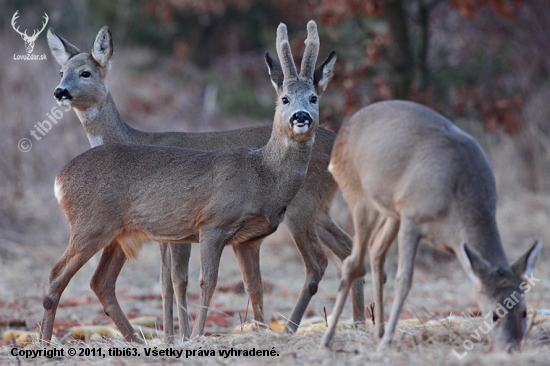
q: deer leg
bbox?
[377,218,420,351]
[41,235,110,345]
[321,203,377,348]
[316,209,366,325]
[283,218,327,333]
[159,242,175,342]
[170,243,192,341]
[368,217,399,339]
[232,240,265,326]
[191,231,226,338]
[90,241,142,343]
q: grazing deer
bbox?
[46,24,365,342]
[12,11,48,54]
[41,21,349,344]
[321,100,542,352]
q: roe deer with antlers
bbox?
[40,21,350,344]
[46,24,365,342]
[321,100,542,352]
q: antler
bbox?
[276,23,298,83]
[11,11,28,38]
[299,20,320,81]
[29,13,49,41]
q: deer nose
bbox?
[290,111,313,126]
[54,88,72,100]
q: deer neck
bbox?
[74,92,136,147]
[463,216,509,269]
[260,119,314,182]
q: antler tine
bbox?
[41,13,49,30]
[34,13,49,38]
[276,23,298,82]
[299,20,320,81]
[11,10,28,37]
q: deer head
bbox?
[265,21,336,143]
[463,240,542,351]
[47,26,113,110]
[12,11,48,54]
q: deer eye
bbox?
[522,309,527,318]
[80,71,91,78]
[310,95,318,104]
[281,97,289,105]
[492,312,499,323]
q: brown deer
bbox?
[41,21,350,344]
[321,100,542,352]
[46,24,365,342]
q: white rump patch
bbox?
[54,178,64,203]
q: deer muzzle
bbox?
[54,88,73,101]
[290,111,313,133]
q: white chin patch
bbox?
[57,98,72,107]
[293,124,309,134]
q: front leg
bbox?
[191,230,226,338]
[170,243,192,341]
[232,239,265,326]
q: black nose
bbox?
[291,111,313,125]
[54,88,72,100]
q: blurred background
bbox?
[1,0,549,333]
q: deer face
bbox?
[275,81,319,140]
[47,27,113,111]
[463,241,541,352]
[265,21,336,143]
[54,54,107,110]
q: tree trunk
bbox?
[383,0,414,99]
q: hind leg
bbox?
[41,233,113,345]
[316,208,365,324]
[368,217,399,339]
[321,203,378,348]
[159,242,175,341]
[377,218,420,351]
[90,240,142,343]
[283,208,328,334]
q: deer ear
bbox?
[313,51,336,95]
[47,28,80,66]
[461,243,492,289]
[511,240,542,279]
[92,26,113,68]
[265,52,284,91]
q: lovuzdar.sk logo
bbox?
[12,10,48,60]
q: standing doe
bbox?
[41,21,343,344]
[321,100,541,352]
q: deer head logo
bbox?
[12,11,49,54]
